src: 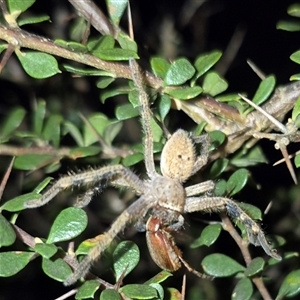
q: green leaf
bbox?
[75,280,100,299]
[232,278,253,300]
[14,154,54,170]
[226,168,249,196]
[276,269,300,299]
[209,158,229,178]
[144,270,173,285]
[158,95,171,121]
[295,154,300,168]
[164,58,195,85]
[64,121,84,147]
[104,122,123,146]
[0,107,26,140]
[97,77,116,89]
[194,51,222,79]
[277,20,300,31]
[88,35,115,52]
[290,50,300,64]
[47,207,88,244]
[244,257,265,277]
[1,192,41,212]
[0,214,16,247]
[32,177,53,193]
[202,253,245,277]
[290,73,300,80]
[83,113,111,146]
[252,75,276,106]
[18,15,50,26]
[214,179,227,196]
[16,51,60,79]
[33,100,46,135]
[42,114,62,148]
[288,4,300,17]
[120,284,158,299]
[35,243,58,259]
[113,241,140,281]
[8,0,35,14]
[128,89,140,108]
[122,153,144,167]
[100,87,129,103]
[64,65,114,77]
[190,224,222,248]
[150,57,170,79]
[238,203,262,221]
[42,258,72,282]
[117,33,137,51]
[95,48,138,61]
[100,289,122,300]
[165,86,203,100]
[208,130,226,151]
[292,97,300,121]
[0,251,35,276]
[69,146,101,160]
[115,103,139,120]
[230,145,268,168]
[106,0,128,26]
[150,283,164,300]
[203,72,228,96]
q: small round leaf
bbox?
[202,253,245,277]
[0,251,35,277]
[47,207,88,244]
[34,243,58,259]
[203,72,228,96]
[276,269,300,299]
[75,280,100,300]
[232,278,253,300]
[100,289,122,300]
[120,284,158,299]
[226,168,249,196]
[150,57,170,79]
[164,58,195,85]
[2,192,41,212]
[244,257,265,277]
[165,86,203,100]
[252,75,276,106]
[115,103,139,120]
[194,51,222,79]
[42,257,72,282]
[113,241,140,281]
[0,214,16,247]
[190,224,222,248]
[16,51,60,79]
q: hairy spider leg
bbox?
[25,165,144,208]
[184,196,282,260]
[129,58,157,179]
[64,195,152,286]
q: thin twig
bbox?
[0,157,14,201]
[220,213,273,300]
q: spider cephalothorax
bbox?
[25,58,281,286]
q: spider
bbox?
[25,58,281,286]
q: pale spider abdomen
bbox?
[160,129,196,182]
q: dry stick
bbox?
[0,157,14,201]
[68,0,117,38]
[0,24,162,88]
[220,213,273,300]
[0,12,300,158]
[239,93,297,184]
